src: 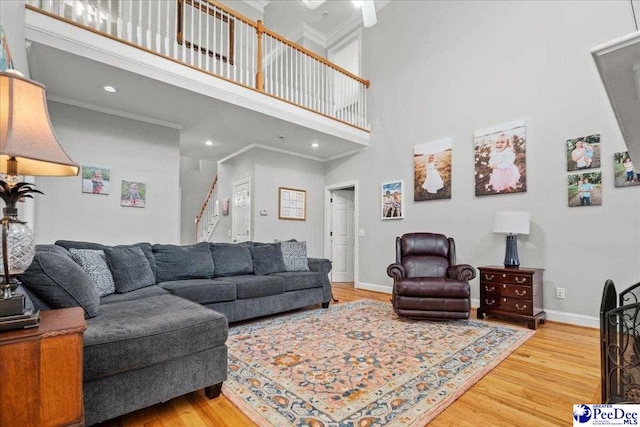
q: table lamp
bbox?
[493,211,530,268]
[0,71,79,320]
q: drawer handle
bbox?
[484,274,494,280]
[484,285,495,292]
[515,303,527,311]
[515,289,527,297]
[485,299,496,306]
[515,277,526,284]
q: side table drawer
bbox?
[482,296,534,316]
[480,271,531,286]
[481,282,531,299]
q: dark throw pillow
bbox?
[152,242,215,282]
[210,243,254,277]
[280,241,310,272]
[19,251,100,318]
[104,246,156,293]
[249,243,287,275]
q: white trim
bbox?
[217,143,324,165]
[325,180,359,287]
[356,282,391,294]
[242,0,270,13]
[323,147,367,162]
[302,23,328,49]
[470,299,598,328]
[47,95,183,130]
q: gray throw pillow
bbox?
[104,246,156,293]
[280,241,310,272]
[18,250,100,318]
[152,242,215,282]
[249,243,287,275]
[210,243,253,277]
[69,249,116,297]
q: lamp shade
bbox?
[493,211,530,235]
[0,72,79,176]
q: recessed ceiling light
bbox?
[311,142,319,148]
[204,139,215,146]
[102,84,118,93]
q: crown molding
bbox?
[326,0,392,47]
[47,95,184,130]
[242,0,270,13]
[302,23,328,48]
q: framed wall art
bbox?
[567,171,602,207]
[474,119,527,196]
[614,151,639,187]
[382,181,403,219]
[82,166,110,195]
[567,133,600,171]
[278,187,306,220]
[414,137,452,201]
[121,181,146,208]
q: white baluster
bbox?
[57,0,65,17]
[126,0,132,42]
[232,16,236,82]
[165,0,170,56]
[197,0,202,69]
[155,0,161,53]
[205,2,210,72]
[146,0,152,49]
[212,3,217,75]
[189,0,194,65]
[116,0,122,38]
[136,0,142,46]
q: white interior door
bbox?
[232,178,251,242]
[331,189,355,282]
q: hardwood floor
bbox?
[102,283,600,426]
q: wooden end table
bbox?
[476,265,546,330]
[0,307,87,427]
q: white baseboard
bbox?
[471,298,598,328]
[356,282,392,294]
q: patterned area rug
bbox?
[223,300,534,426]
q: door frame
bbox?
[324,180,358,286]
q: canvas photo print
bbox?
[382,181,403,219]
[614,151,640,187]
[568,171,602,207]
[566,133,600,171]
[121,181,146,207]
[82,166,110,195]
[414,138,452,201]
[474,119,527,196]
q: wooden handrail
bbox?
[195,174,218,224]
[195,0,370,87]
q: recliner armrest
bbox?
[387,263,406,281]
[447,264,476,281]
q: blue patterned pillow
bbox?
[280,241,309,272]
[69,248,116,297]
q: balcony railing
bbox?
[26,0,370,130]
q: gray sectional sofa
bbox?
[18,240,332,425]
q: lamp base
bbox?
[0,294,25,317]
[504,235,520,268]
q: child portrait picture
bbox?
[381,181,403,219]
[614,151,640,187]
[82,166,110,195]
[474,119,527,196]
[567,172,602,207]
[414,137,452,201]
[566,133,600,171]
[121,181,146,208]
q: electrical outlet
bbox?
[556,287,566,299]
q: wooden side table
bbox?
[477,265,545,330]
[0,307,86,427]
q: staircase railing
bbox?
[26,0,370,130]
[195,174,218,242]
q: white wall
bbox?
[34,102,181,245]
[180,156,217,244]
[325,0,640,320]
[213,147,325,256]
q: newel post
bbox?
[256,20,264,91]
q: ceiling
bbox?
[25,0,390,163]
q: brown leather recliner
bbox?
[386,233,476,320]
